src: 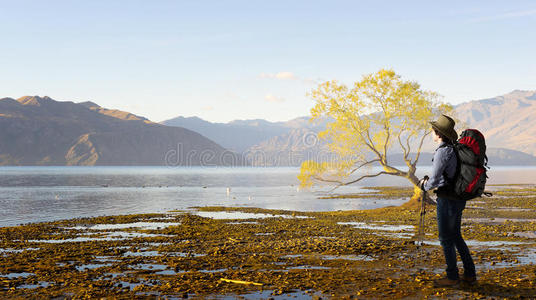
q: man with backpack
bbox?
[418,114,477,287]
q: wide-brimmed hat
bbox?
[430,114,458,142]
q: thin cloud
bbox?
[259,71,318,85]
[470,9,536,22]
[265,94,285,103]
[224,92,245,101]
[260,71,297,80]
[303,78,322,85]
[275,72,296,80]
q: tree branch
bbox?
[397,133,408,161]
[405,132,412,158]
[381,164,405,177]
[348,159,381,175]
[404,133,415,170]
[340,171,393,186]
[348,120,383,162]
[312,175,344,185]
[330,105,382,163]
[383,123,390,164]
[412,129,432,167]
[365,129,384,161]
[325,171,392,192]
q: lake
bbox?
[1,166,534,227]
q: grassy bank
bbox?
[1,185,535,299]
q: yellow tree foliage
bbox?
[298,69,452,205]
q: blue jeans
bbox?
[436,196,476,280]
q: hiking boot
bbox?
[433,277,459,288]
[461,274,477,284]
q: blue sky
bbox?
[1,1,535,123]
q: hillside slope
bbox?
[0,96,242,166]
[244,90,536,166]
[454,90,536,155]
[161,116,328,153]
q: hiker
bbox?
[418,114,476,287]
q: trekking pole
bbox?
[418,190,426,246]
[417,176,429,248]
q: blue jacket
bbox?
[424,142,457,191]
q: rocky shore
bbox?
[1,186,535,299]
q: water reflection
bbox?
[1,166,535,227]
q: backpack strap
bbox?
[484,154,490,170]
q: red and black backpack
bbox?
[449,129,491,201]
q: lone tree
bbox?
[298,69,452,207]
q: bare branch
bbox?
[348,159,381,175]
[325,171,392,192]
[312,175,344,185]
[405,132,412,157]
[383,122,390,164]
[313,165,404,192]
[330,105,382,163]
[365,129,384,161]
[349,120,383,161]
[400,120,413,155]
[397,133,408,160]
[412,129,432,167]
[395,132,414,171]
[404,133,415,169]
[342,171,393,186]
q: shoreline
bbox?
[1,186,535,298]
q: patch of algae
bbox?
[1,186,535,299]
[319,186,414,200]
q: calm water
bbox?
[0,166,534,227]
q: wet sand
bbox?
[1,186,535,299]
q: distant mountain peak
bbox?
[500,90,536,102]
[86,105,150,122]
[228,119,276,127]
[454,90,536,156]
[78,101,101,108]
[181,116,207,122]
[459,90,536,108]
[16,95,52,106]
[506,89,536,96]
[0,95,238,166]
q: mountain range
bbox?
[161,116,327,153]
[163,90,536,166]
[0,96,242,166]
[455,90,536,156]
[1,90,535,166]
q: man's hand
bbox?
[418,176,429,191]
